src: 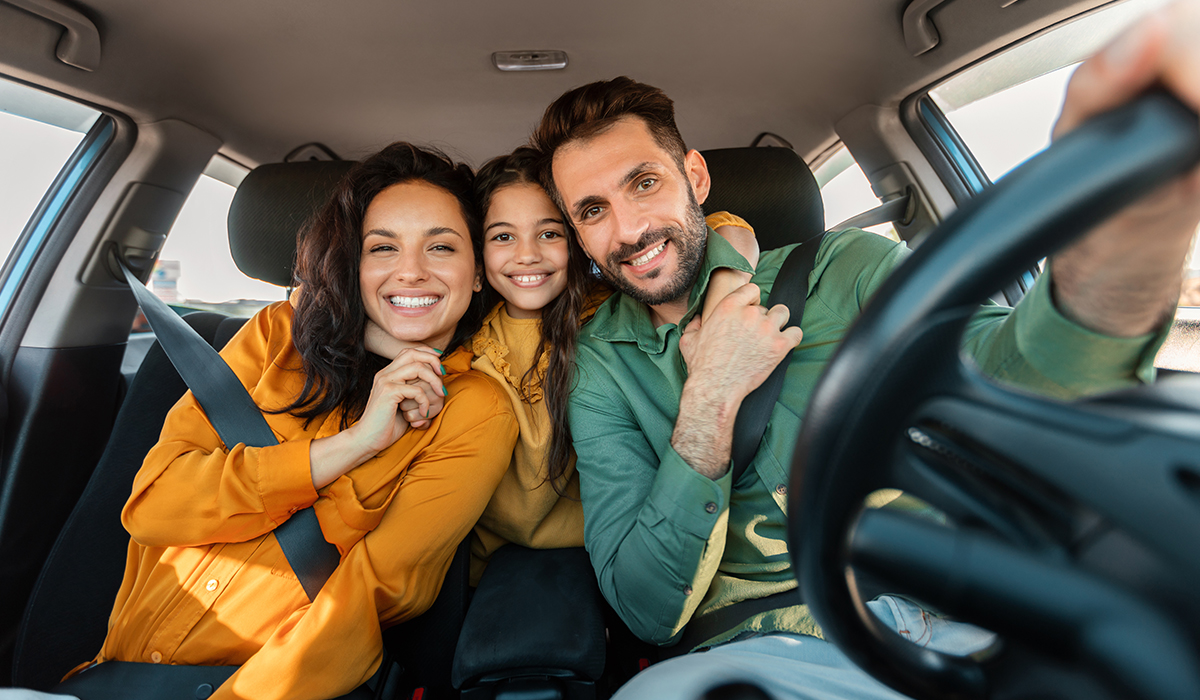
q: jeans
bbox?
[611,596,996,700]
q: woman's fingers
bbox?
[399,380,445,428]
[377,347,446,395]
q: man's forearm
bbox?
[671,378,740,480]
[1051,199,1197,337]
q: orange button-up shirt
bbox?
[83,301,517,700]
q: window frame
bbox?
[0,78,134,376]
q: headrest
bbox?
[227,160,355,287]
[700,147,823,251]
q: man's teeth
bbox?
[511,274,547,284]
[389,296,438,308]
[629,241,667,266]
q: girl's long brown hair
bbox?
[279,142,485,429]
[475,147,606,494]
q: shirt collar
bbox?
[586,227,755,354]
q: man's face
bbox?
[552,117,711,307]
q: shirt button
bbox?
[776,484,788,496]
[683,585,693,595]
[205,578,219,591]
[704,502,717,514]
[150,651,162,663]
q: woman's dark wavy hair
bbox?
[474,146,605,495]
[279,142,484,429]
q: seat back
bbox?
[700,147,824,250]
[13,312,233,689]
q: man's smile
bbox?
[626,240,668,268]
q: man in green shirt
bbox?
[528,5,1200,698]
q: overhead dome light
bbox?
[492,50,568,72]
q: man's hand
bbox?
[672,283,803,479]
[1050,0,1200,337]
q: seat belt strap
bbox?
[120,260,340,601]
[830,193,911,232]
[669,587,802,656]
[729,232,826,483]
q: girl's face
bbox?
[482,182,570,319]
[359,180,481,350]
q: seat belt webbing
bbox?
[729,232,826,483]
[120,260,340,600]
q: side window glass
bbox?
[813,147,899,241]
[147,162,284,316]
[923,0,1197,369]
[0,78,100,272]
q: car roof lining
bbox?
[0,0,1118,168]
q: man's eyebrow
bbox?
[568,162,657,219]
[619,162,658,188]
[569,195,604,221]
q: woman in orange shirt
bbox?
[69,143,518,700]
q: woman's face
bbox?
[359,180,480,350]
[482,182,570,319]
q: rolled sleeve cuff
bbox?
[1016,270,1169,392]
[646,448,732,539]
[256,437,320,522]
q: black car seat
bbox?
[13,158,470,697]
[700,146,823,251]
[449,146,827,700]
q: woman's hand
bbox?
[309,346,446,489]
[364,320,447,429]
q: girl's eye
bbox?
[491,232,514,242]
[540,230,562,240]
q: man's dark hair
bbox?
[530,76,687,210]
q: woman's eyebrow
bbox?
[426,227,464,238]
[363,228,396,239]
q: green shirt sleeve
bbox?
[569,341,733,645]
[961,267,1167,399]
[812,228,1166,400]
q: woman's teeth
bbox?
[389,295,438,308]
[629,241,667,266]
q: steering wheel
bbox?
[787,92,1200,700]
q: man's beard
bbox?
[597,190,708,307]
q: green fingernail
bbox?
[442,386,448,396]
[432,347,442,353]
[440,364,446,375]
[424,408,429,418]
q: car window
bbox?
[923,0,1198,370]
[0,78,101,306]
[148,162,284,317]
[813,146,899,241]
